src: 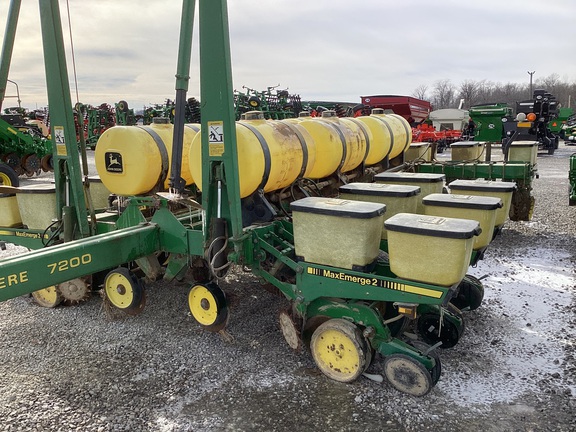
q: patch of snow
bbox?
[439,247,575,405]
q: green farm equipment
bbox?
[468,103,512,143]
[143,99,175,124]
[563,113,576,144]
[505,90,559,156]
[549,107,573,139]
[75,102,116,149]
[416,161,535,221]
[0,0,509,396]
[0,112,52,176]
[0,30,53,177]
[114,100,137,127]
[234,85,302,120]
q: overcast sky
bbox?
[2,0,575,110]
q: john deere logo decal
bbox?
[105,152,123,173]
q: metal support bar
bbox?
[199,0,243,241]
[39,0,90,238]
[169,0,196,193]
[0,0,21,111]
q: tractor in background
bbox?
[503,89,559,155]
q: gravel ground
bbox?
[0,143,575,431]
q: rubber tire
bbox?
[416,304,464,349]
[248,96,261,108]
[410,340,442,386]
[0,163,19,187]
[384,354,433,396]
[451,275,485,311]
[188,282,229,332]
[104,267,145,312]
[310,318,370,383]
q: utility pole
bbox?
[527,71,535,97]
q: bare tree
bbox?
[458,80,479,109]
[475,80,496,105]
[536,73,561,94]
[410,77,576,111]
[431,79,456,109]
[412,84,429,101]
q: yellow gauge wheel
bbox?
[310,318,369,383]
[0,163,19,186]
[188,282,228,332]
[104,267,145,312]
[0,171,11,185]
[31,286,62,308]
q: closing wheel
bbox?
[279,310,302,351]
[188,282,229,332]
[416,304,464,349]
[384,354,433,396]
[2,153,23,175]
[22,154,41,176]
[103,268,146,314]
[31,286,62,308]
[58,278,91,305]
[451,274,485,311]
[410,341,442,386]
[41,154,53,172]
[310,318,370,383]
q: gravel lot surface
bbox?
[0,144,575,431]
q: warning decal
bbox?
[54,126,67,156]
[208,121,224,157]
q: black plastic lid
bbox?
[385,213,481,239]
[510,141,538,147]
[339,183,420,198]
[16,184,56,194]
[451,141,481,148]
[449,179,516,193]
[374,172,445,183]
[291,197,385,219]
[423,193,503,210]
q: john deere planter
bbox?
[0,0,526,396]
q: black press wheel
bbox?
[410,341,442,386]
[416,303,464,349]
[384,354,433,396]
[451,274,485,311]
